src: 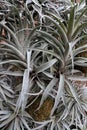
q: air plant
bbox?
[0,0,87,130]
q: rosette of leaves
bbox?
[0,103,34,130]
[29,2,87,130]
[0,21,58,129]
[0,1,58,130]
[0,0,87,130]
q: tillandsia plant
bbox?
[29,0,87,129]
[0,0,87,130]
[0,0,58,129]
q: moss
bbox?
[27,96,54,121]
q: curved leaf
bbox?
[51,74,65,116]
[36,58,57,73]
[44,15,68,45]
[39,78,58,107]
[67,6,75,41]
[37,30,64,58]
[0,22,21,50]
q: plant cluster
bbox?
[0,0,87,130]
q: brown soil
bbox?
[78,51,87,73]
[27,96,54,121]
[72,80,87,88]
